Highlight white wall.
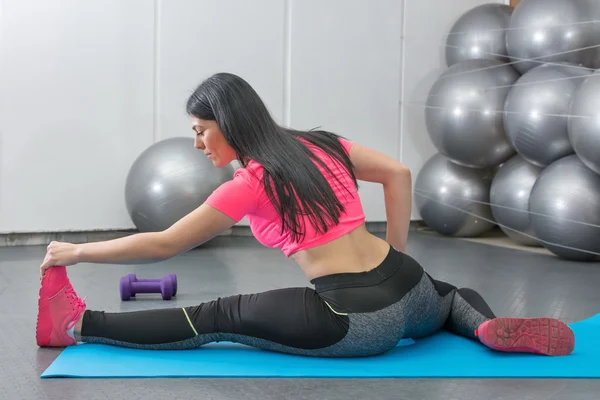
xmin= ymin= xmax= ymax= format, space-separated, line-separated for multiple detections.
xmin=156 ymin=0 xmax=286 ymax=141
xmin=288 ymin=0 xmax=403 ymax=221
xmin=0 ymin=0 xmax=154 ymax=232
xmin=0 ymin=0 xmax=509 ymax=233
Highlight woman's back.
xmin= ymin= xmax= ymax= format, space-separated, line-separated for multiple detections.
xmin=250 ymin=137 xmax=391 ymax=279
xmin=205 ymin=136 xmax=392 ymax=279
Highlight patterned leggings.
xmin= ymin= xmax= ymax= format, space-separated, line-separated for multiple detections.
xmin=80 ymin=246 xmax=495 ymax=357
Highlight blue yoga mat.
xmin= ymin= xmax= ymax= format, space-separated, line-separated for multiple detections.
xmin=41 ymin=313 xmax=600 ymax=379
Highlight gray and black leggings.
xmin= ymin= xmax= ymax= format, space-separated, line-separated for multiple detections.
xmin=80 ymin=246 xmax=496 ymax=357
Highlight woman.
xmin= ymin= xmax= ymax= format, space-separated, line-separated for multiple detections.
xmin=36 ymin=73 xmax=574 ymax=357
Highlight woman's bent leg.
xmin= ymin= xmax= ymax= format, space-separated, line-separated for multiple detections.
xmin=392 ymin=253 xmax=494 ymax=340
xmin=395 ymin=252 xmax=574 ymax=356
xmin=427 ymin=274 xmax=574 ymax=356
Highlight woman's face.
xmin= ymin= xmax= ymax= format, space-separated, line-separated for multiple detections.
xmin=190 ymin=116 xmax=237 ymax=167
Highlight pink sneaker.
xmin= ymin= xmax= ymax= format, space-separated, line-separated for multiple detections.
xmin=475 ymin=317 xmax=575 ymax=356
xmin=36 ymin=265 xmax=87 ymax=347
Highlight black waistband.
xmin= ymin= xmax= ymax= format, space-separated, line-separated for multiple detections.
xmin=310 ymin=246 xmax=426 ymax=313
xmin=310 ymin=245 xmax=404 ymax=293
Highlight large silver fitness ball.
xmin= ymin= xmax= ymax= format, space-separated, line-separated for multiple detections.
xmin=445 ymin=3 xmax=513 ymax=67
xmin=125 ymin=137 xmax=235 ymax=232
xmin=506 ymin=0 xmax=600 ymax=75
xmin=568 ymin=70 xmax=600 ymax=175
xmin=529 ymin=155 xmax=600 ymax=261
xmin=425 ymin=59 xmax=519 ymax=168
xmin=503 ymin=62 xmax=591 ymax=167
xmin=414 ymin=153 xmax=496 ymax=237
xmin=490 ymin=154 xmax=542 ymax=246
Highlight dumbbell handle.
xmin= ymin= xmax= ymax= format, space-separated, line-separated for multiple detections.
xmin=130 ymin=281 xmax=163 ymax=294
xmin=133 ymin=274 xmax=177 ymax=295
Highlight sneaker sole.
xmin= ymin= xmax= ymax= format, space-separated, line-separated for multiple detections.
xmin=36 ymin=279 xmax=50 ymax=346
xmin=476 ymin=317 xmax=575 ymax=356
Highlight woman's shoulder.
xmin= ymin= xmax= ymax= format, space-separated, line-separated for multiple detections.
xmin=232 ymin=160 xmax=264 ymax=184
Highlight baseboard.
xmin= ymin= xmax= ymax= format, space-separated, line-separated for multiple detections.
xmin=413 ymin=223 xmax=557 ymax=256
xmin=0 ymin=221 xmax=402 ymax=247
xmin=0 ymin=229 xmax=139 ymax=247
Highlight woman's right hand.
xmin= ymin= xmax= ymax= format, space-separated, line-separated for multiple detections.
xmin=40 ymin=241 xmax=81 ymax=279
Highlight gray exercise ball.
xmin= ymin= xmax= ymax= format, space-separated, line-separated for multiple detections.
xmin=425 ymin=59 xmax=519 ymax=168
xmin=529 ymin=155 xmax=600 ymax=261
xmin=490 ymin=154 xmax=543 ymax=246
xmin=568 ymin=70 xmax=600 ymax=175
xmin=414 ymin=153 xmax=496 ymax=237
xmin=506 ymin=0 xmax=600 ymax=75
xmin=125 ymin=137 xmax=235 ymax=232
xmin=445 ymin=4 xmax=513 ymax=67
xmin=503 ymin=62 xmax=591 ymax=167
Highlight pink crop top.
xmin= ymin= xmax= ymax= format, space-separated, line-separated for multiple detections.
xmin=204 ymin=137 xmax=365 ymax=257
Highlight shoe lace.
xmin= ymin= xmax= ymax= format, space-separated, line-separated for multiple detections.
xmin=65 ymin=285 xmax=87 ymax=313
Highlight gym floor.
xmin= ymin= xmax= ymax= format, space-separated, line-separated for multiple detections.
xmin=2 ymin=230 xmax=599 ymax=400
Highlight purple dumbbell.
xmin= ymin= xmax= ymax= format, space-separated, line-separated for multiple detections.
xmin=120 ymin=273 xmax=176 ymax=301
xmin=129 ymin=273 xmax=177 ymax=296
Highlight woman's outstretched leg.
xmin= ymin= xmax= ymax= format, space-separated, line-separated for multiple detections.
xmin=428 ymin=275 xmax=575 ymax=356
xmin=36 ymin=265 xmax=353 ymax=356
xmin=74 ymin=287 xmax=349 ymax=353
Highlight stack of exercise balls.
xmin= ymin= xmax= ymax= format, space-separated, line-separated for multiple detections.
xmin=414 ymin=0 xmax=600 ymax=261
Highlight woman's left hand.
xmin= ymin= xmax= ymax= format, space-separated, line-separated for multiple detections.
xmin=40 ymin=241 xmax=81 ymax=279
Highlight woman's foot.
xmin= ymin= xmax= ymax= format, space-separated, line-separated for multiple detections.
xmin=475 ymin=317 xmax=575 ymax=356
xmin=36 ymin=265 xmax=87 ymax=347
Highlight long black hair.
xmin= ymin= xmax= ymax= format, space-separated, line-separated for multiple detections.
xmin=186 ymin=72 xmax=358 ymax=243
